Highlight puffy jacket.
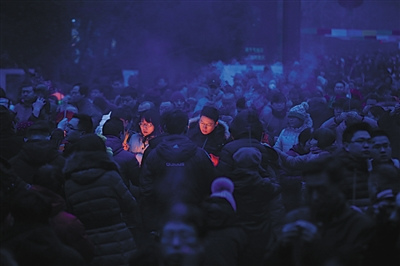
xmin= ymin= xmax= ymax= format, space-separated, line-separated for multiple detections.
xmin=9 ymin=139 xmax=65 ymax=184
xmin=105 ymin=135 xmax=140 ymax=188
xmin=217 ymin=138 xmax=279 ymax=179
xmin=139 ymin=134 xmax=215 ymax=233
xmin=64 ymin=151 xmax=137 ymax=266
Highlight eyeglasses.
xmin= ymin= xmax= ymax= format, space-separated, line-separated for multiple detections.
xmin=349 ymin=138 xmax=372 ymax=145
xmin=200 ymin=122 xmax=214 ymax=128
xmin=139 ymin=122 xmax=154 ymax=128
xmin=66 ymin=124 xmax=80 ymax=131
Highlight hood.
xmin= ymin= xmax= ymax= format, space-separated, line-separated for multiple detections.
xmin=20 ymin=140 xmax=61 ymax=165
xmin=202 ymin=197 xmax=236 ymax=228
xmin=64 ymin=151 xmax=119 ymax=184
xmin=156 ymin=135 xmax=198 ymax=162
xmin=104 ymin=135 xmax=124 ymax=155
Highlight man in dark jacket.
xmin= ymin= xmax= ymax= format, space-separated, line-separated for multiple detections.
xmin=9 ymin=120 xmax=65 ymax=185
xmin=264 ymin=156 xmax=375 ymax=266
xmin=216 ymin=108 xmax=279 ymax=180
xmin=187 ymin=105 xmax=228 ymax=165
xmin=334 ymin=122 xmax=373 ymax=209
xmin=139 ymin=109 xmax=216 ymax=236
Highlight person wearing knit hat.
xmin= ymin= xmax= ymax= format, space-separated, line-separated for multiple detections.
xmin=210 ymin=177 xmax=236 ymax=211
xmin=274 ymin=102 xmax=313 ymax=153
xmin=287 ymin=102 xmax=308 ymax=121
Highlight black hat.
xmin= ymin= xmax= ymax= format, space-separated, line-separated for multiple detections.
xmin=201 ymin=106 xmax=219 ymax=122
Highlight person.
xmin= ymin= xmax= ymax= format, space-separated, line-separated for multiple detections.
xmin=9 ymin=120 xmax=65 ymax=185
xmin=60 ymin=113 xmax=94 ymax=157
xmin=127 ymin=108 xmax=160 ymax=166
xmin=0 ymin=106 xmax=24 ymax=160
xmin=365 ymin=164 xmax=400 ymax=266
xmin=169 ymin=91 xmax=187 ymax=111
xmin=259 ymin=92 xmax=288 ymax=146
xmin=103 ymin=118 xmax=141 ymax=197
xmin=274 ymin=102 xmax=313 ymax=153
xmin=63 ymin=134 xmax=137 ymax=265
xmin=320 ymin=98 xmax=378 ymax=146
xmin=230 ymin=147 xmax=284 ymax=266
xmin=13 ymin=83 xmax=47 ymax=131
xmin=286 ymin=128 xmax=313 ymax=157
xmin=369 ymin=129 xmax=399 ymax=170
xmin=187 ymin=106 xmax=229 ymax=166
xmin=1 ymin=189 xmax=86 ymax=265
xmin=68 ymin=83 xmax=102 ymax=127
xmin=264 ymin=156 xmax=375 ymax=266
xmin=30 ymin=165 xmax=95 ymax=264
xmin=376 ymin=103 xmax=400 ymax=159
xmin=201 ymin=177 xmax=247 ymax=266
xmin=277 ymin=127 xmax=337 ymax=171
xmin=139 ymin=109 xmax=215 ymax=237
xmin=217 ymin=108 xmax=280 ymax=180
xmin=334 ymin=122 xmax=373 ymax=209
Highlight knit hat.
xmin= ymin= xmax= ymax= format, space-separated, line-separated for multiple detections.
xmin=233 ymin=147 xmax=262 ymax=169
xmin=288 ymin=102 xmax=309 ymax=121
xmin=201 ymin=106 xmax=219 ymax=122
xmin=210 ymin=177 xmax=236 ymax=211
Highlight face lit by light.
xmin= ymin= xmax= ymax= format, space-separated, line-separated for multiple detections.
xmin=139 ymin=118 xmax=154 ymax=137
xmin=199 ymin=116 xmax=217 ymax=135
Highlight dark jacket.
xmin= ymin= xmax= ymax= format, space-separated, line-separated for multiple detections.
xmin=335 ymin=149 xmax=371 ymax=209
xmin=104 ymin=135 xmax=140 ymax=188
xmin=202 ymin=197 xmax=247 ymax=266
xmin=187 ymin=120 xmax=227 ymax=157
xmin=9 ymin=139 xmax=65 ymax=184
xmin=1 ymin=223 xmax=86 ymax=266
xmin=216 ymin=138 xmax=279 ymax=179
xmin=265 ymin=206 xmax=375 ymax=266
xmin=230 ymin=153 xmax=284 ymax=266
xmin=30 ymin=185 xmax=95 ymax=263
xmin=64 ymin=151 xmax=137 ymax=266
xmin=139 ymin=134 xmax=215 ymax=233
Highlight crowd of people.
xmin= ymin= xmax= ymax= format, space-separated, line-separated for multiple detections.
xmin=1 ymin=49 xmax=399 ymax=266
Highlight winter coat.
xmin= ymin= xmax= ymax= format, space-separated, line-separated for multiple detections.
xmin=216 ymin=138 xmax=279 ymax=179
xmin=274 ymin=118 xmax=313 ymax=153
xmin=265 ymin=206 xmax=375 ymax=266
xmin=9 ymin=139 xmax=65 ymax=184
xmin=1 ymin=222 xmax=86 ymax=266
xmin=139 ymin=134 xmax=215 ymax=233
xmin=230 ymin=161 xmax=284 ymax=266
xmin=64 ymin=151 xmax=137 ymax=266
xmin=202 ymin=197 xmax=247 ymax=266
xmin=105 ymin=135 xmax=140 ymax=188
xmin=259 ymin=106 xmax=288 ymax=146
xmin=335 ymin=149 xmax=372 ymax=209
xmin=30 ymin=185 xmax=95 ymax=263
xmin=187 ymin=119 xmax=228 ymax=157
